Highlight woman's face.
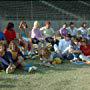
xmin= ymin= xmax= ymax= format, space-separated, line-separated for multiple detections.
xmin=46 ymin=24 xmax=51 ymax=29
xmin=0 ymin=45 xmax=4 ymax=53
xmin=63 ymin=24 xmax=67 ymax=28
xmin=65 ymin=36 xmax=70 ymax=41
xmin=83 ymin=24 xmax=87 ymax=28
xmin=81 ymin=42 xmax=86 ymax=46
xmin=74 ymin=41 xmax=78 ymax=45
xmin=34 ymin=24 xmax=39 ymax=28
xmin=70 ymin=24 xmax=74 ymax=29
xmin=22 ymin=24 xmax=26 ymax=29
xmin=9 ymin=42 xmax=15 ymax=50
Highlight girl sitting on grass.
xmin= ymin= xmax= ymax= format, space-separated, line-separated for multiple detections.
xmin=0 ymin=42 xmax=16 ymax=74
xmin=79 ymin=38 xmax=90 ymax=64
xmin=19 ymin=21 xmax=32 ymax=56
xmin=31 ymin=21 xmax=43 ymax=44
xmin=68 ymin=37 xmax=82 ymax=62
xmin=3 ymin=22 xmax=16 ymax=44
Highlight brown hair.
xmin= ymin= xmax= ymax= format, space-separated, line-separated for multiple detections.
xmin=45 ymin=21 xmax=51 ymax=26
xmin=6 ymin=22 xmax=14 ymax=30
xmin=19 ymin=21 xmax=28 ymax=29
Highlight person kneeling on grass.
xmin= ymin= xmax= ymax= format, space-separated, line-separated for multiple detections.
xmin=79 ymin=38 xmax=90 ymax=64
xmin=0 ymin=42 xmax=16 ymax=74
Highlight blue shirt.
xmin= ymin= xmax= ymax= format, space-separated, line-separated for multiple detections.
xmin=58 ymin=39 xmax=71 ymax=53
xmin=67 ymin=27 xmax=78 ymax=36
xmin=21 ymin=31 xmax=27 ymax=38
xmin=0 ymin=32 xmax=5 ymax=40
xmin=69 ymin=44 xmax=80 ymax=50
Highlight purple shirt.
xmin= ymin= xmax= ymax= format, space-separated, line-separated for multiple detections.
xmin=31 ymin=28 xmax=42 ymax=40
xmin=59 ymin=28 xmax=68 ymax=36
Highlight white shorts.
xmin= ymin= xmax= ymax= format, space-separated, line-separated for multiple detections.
xmin=22 ymin=37 xmax=30 ymax=42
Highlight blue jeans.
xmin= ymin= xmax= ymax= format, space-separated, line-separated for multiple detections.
xmin=0 ymin=51 xmax=14 ymax=70
xmin=2 ymin=51 xmax=14 ymax=64
xmin=24 ymin=64 xmax=32 ymax=71
xmin=51 ymin=52 xmax=74 ymax=60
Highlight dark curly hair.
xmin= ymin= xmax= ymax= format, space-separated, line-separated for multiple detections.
xmin=6 ymin=22 xmax=14 ymax=30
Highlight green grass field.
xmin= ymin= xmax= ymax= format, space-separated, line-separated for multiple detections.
xmin=0 ymin=60 xmax=90 ymax=90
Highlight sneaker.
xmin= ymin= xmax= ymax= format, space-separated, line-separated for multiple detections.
xmin=28 ymin=51 xmax=31 ymax=55
xmin=70 ymin=58 xmax=79 ymax=63
xmin=44 ymin=62 xmax=53 ymax=67
xmin=40 ymin=58 xmax=43 ymax=61
xmin=32 ymin=66 xmax=38 ymax=70
xmin=28 ymin=66 xmax=37 ymax=72
xmin=28 ymin=67 xmax=33 ymax=72
xmin=6 ymin=64 xmax=16 ymax=74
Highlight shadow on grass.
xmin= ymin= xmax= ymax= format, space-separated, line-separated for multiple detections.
xmin=0 ymin=84 xmax=16 ymax=88
xmin=13 ymin=60 xmax=90 ymax=75
xmin=0 ymin=77 xmax=17 ymax=88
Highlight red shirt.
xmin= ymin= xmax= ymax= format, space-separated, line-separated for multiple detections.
xmin=80 ymin=45 xmax=90 ymax=56
xmin=4 ymin=29 xmax=16 ymax=43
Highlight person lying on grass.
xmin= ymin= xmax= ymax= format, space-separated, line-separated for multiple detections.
xmin=7 ymin=40 xmax=37 ymax=72
xmin=79 ymin=38 xmax=90 ymax=64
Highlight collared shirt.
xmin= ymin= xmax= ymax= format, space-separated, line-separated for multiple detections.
xmin=67 ymin=27 xmax=78 ymax=36
xmin=78 ymin=27 xmax=87 ymax=37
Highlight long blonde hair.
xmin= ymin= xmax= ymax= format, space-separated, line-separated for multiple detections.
xmin=33 ymin=21 xmax=40 ymax=28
